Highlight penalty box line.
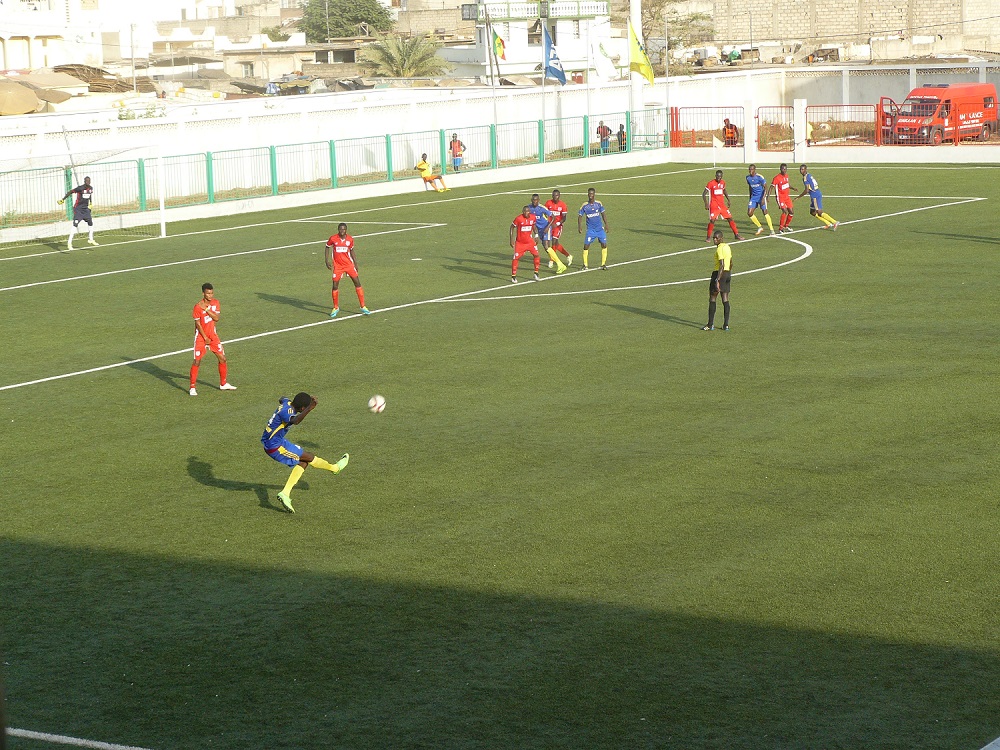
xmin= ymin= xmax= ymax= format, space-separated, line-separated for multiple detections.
xmin=0 ymin=224 xmax=445 ymax=294
xmin=0 ymin=195 xmax=977 ymax=393
xmin=0 ymin=166 xmax=707 ymax=264
xmin=7 ymin=727 xmax=156 ymax=750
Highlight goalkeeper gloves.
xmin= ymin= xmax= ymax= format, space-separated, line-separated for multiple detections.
xmin=57 ymin=199 xmax=64 ymax=205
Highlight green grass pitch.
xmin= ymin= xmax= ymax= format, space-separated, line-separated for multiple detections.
xmin=1 ymin=163 xmax=999 ymax=750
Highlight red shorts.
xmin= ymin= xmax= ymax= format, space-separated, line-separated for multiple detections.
xmin=777 ymin=199 xmax=793 ymax=210
xmin=550 ymin=224 xmax=564 ymax=240
xmin=194 ymin=334 xmax=223 ymax=359
xmin=513 ymin=242 xmax=539 ymax=259
xmin=333 ymin=265 xmax=358 ymax=282
xmin=709 ymin=204 xmax=732 ymax=220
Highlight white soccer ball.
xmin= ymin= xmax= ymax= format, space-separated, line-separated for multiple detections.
xmin=368 ymin=394 xmax=386 ymax=414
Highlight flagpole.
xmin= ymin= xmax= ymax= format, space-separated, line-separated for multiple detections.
xmin=586 ymin=21 xmax=591 ymax=120
xmin=485 ymin=9 xmax=499 ymax=133
xmin=541 ymin=21 xmax=547 ymax=153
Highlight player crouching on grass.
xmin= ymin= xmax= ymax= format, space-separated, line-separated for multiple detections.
xmin=261 ymin=392 xmax=349 ymax=514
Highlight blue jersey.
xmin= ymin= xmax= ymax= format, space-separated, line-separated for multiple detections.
xmin=578 ymin=201 xmax=605 ymax=233
xmin=529 ymin=204 xmax=553 ymax=230
xmin=746 ymin=174 xmax=766 ymax=200
xmin=803 ymin=172 xmax=821 ymax=198
xmin=261 ymin=398 xmax=297 ymax=450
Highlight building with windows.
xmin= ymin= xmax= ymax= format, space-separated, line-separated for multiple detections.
xmin=439 ymin=1 xmax=621 ymax=82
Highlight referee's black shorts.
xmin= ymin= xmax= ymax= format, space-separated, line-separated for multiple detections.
xmin=710 ymin=270 xmax=731 ymax=294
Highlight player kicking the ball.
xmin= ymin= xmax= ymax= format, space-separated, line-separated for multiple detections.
xmin=261 ymin=392 xmax=349 ymax=513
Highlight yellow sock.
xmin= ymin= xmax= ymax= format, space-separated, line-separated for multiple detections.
xmin=546 ymin=247 xmax=559 ymax=264
xmin=765 ymin=214 xmax=774 ymax=231
xmin=601 ymin=247 xmax=607 ymax=266
xmin=815 ymin=213 xmax=832 ymax=226
xmin=311 ymin=456 xmax=339 ymax=473
xmin=820 ymin=212 xmax=836 ymax=224
xmin=282 ymin=464 xmax=305 ymax=495
xmin=750 ymin=215 xmax=762 ymax=229
xmin=583 ymin=248 xmax=589 ymax=267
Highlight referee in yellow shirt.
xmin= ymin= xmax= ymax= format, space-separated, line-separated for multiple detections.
xmin=703 ymin=230 xmax=732 ymax=331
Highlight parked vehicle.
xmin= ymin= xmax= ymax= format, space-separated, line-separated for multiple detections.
xmin=879 ymin=83 xmax=998 ymax=145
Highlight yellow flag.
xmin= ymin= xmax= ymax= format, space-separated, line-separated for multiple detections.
xmin=628 ymin=20 xmax=654 ymax=85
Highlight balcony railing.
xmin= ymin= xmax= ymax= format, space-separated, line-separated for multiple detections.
xmin=461 ymin=1 xmax=608 ymax=21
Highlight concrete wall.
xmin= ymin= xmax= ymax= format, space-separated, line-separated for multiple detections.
xmin=395 ymin=9 xmax=474 ymax=38
xmin=711 ymin=0 xmax=998 ymax=47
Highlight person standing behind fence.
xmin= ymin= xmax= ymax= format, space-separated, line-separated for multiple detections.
xmin=794 ymin=164 xmax=838 ymax=230
xmin=617 ymin=124 xmax=627 ymax=152
xmin=702 ymin=169 xmax=743 ymax=242
xmin=449 ymin=133 xmax=466 ymax=172
xmin=746 ymin=164 xmax=775 ymax=235
xmin=597 ymin=120 xmax=612 ymax=154
xmin=768 ymin=163 xmax=794 ymax=233
xmin=723 ymin=118 xmax=739 ymax=147
xmin=58 ymin=176 xmax=98 ymax=250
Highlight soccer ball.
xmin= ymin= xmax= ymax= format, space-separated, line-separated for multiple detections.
xmin=368 ymin=394 xmax=386 ymax=414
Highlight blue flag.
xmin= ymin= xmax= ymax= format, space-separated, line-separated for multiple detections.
xmin=543 ymin=26 xmax=567 ymax=85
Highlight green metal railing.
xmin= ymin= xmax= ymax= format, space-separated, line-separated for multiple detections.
xmin=1 ymin=110 xmax=670 ymax=232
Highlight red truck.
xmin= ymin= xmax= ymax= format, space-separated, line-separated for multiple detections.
xmin=879 ymin=83 xmax=998 ymax=145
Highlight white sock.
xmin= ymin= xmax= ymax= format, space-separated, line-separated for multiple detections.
xmin=68 ymin=226 xmax=77 ymax=243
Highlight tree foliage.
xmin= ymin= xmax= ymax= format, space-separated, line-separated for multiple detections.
xmin=261 ymin=25 xmax=291 ymax=42
xmin=357 ymin=35 xmax=451 ymax=78
xmin=299 ymin=0 xmax=394 ymax=43
xmin=610 ymin=0 xmax=714 ymax=73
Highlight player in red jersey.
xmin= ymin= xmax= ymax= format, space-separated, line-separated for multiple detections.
xmin=767 ymin=163 xmax=794 ymax=233
xmin=325 ymin=223 xmax=370 ymax=318
xmin=544 ymin=189 xmax=573 ymax=268
xmin=510 ymin=205 xmax=541 ymax=283
xmin=702 ymin=169 xmax=742 ymax=241
xmin=189 ymin=282 xmax=236 ymax=396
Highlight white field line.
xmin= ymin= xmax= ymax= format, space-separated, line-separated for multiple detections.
xmin=447 ymin=236 xmax=812 ymax=303
xmin=0 ymin=224 xmax=445 ymax=293
xmin=980 ymin=735 xmax=1000 ymax=750
xmin=0 ymin=166 xmax=712 ymax=263
xmin=7 ymin=728 xmax=155 ymax=750
xmin=0 ymin=195 xmax=974 ymax=393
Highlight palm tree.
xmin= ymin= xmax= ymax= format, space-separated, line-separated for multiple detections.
xmin=358 ymin=35 xmax=451 ymax=78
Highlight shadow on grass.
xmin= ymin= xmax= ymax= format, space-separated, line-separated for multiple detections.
xmin=912 ymin=230 xmax=997 ymax=246
xmin=625 ymin=224 xmax=712 ymax=243
xmin=596 ymin=302 xmax=703 ymax=328
xmin=122 ymin=357 xmax=190 ymax=393
xmin=442 ymin=250 xmax=509 ymax=280
xmin=255 ymin=292 xmax=328 ymax=315
xmin=1 ymin=537 xmax=998 ymax=750
xmin=187 ymin=455 xmax=287 ymax=512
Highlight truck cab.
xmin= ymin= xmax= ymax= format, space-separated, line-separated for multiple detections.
xmin=879 ymin=83 xmax=998 ymax=145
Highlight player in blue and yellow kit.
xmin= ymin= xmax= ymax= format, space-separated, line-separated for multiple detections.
xmin=746 ymin=164 xmax=775 ymax=235
xmin=529 ymin=193 xmax=566 ymax=274
xmin=261 ymin=392 xmax=349 ymax=513
xmin=794 ymin=164 xmax=838 ymax=230
xmin=577 ymin=187 xmax=609 ymax=270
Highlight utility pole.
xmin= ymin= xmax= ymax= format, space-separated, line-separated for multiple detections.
xmin=326 ymin=0 xmax=331 ymax=42
xmin=131 ymin=23 xmax=137 ymax=93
